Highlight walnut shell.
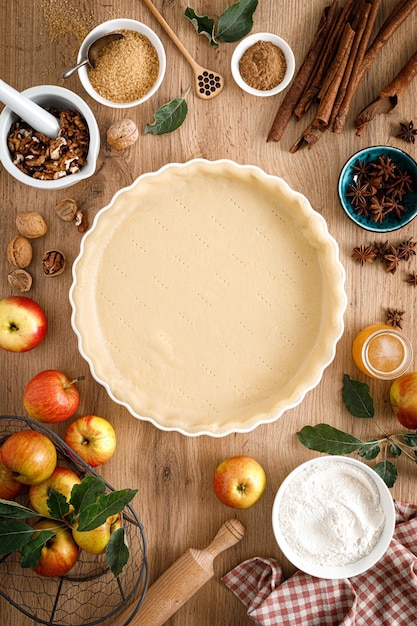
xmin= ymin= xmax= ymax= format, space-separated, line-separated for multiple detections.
xmin=7 ymin=268 xmax=33 ymax=292
xmin=107 ymin=119 xmax=139 ymax=150
xmin=53 ymin=198 xmax=78 ymax=222
xmin=42 ymin=249 xmax=66 ymax=276
xmin=16 ymin=211 xmax=48 ymax=238
xmin=7 ymin=235 xmax=33 ymax=268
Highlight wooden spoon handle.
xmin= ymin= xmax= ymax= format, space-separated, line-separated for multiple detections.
xmin=141 ymin=0 xmax=199 ymax=71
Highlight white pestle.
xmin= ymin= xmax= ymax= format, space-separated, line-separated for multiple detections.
xmin=0 ymin=79 xmax=61 ymax=138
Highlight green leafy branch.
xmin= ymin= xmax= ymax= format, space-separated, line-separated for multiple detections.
xmin=185 ymin=0 xmax=258 ymax=48
xmin=297 ymin=374 xmax=417 ymax=488
xmin=0 ymin=475 xmax=137 ymax=577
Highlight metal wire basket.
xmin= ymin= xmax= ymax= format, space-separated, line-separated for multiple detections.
xmin=0 ymin=415 xmax=148 ymax=626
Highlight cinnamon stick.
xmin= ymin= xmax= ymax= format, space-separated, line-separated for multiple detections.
xmin=355 ymin=50 xmax=417 ymax=135
xmin=266 ymin=0 xmax=338 ymax=143
xmin=329 ymin=0 xmax=372 ymax=128
xmin=294 ymin=0 xmax=356 ymax=118
xmin=334 ymin=0 xmax=417 ymax=133
xmin=315 ymin=22 xmax=356 ymax=126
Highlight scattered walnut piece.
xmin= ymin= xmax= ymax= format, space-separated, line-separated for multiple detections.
xmin=53 ymin=198 xmax=78 ymax=222
xmin=7 ymin=235 xmax=33 ymax=268
xmin=42 ymin=250 xmax=66 ymax=276
xmin=107 ymin=119 xmax=139 ymax=150
xmin=7 ymin=268 xmax=33 ymax=291
xmin=75 ymin=209 xmax=88 ymax=233
xmin=16 ymin=211 xmax=48 ymax=238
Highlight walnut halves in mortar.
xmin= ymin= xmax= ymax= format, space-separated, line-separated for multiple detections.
xmin=42 ymin=250 xmax=65 ymax=276
xmin=7 ymin=235 xmax=33 ymax=268
xmin=107 ymin=119 xmax=139 ymax=150
xmin=16 ymin=211 xmax=48 ymax=238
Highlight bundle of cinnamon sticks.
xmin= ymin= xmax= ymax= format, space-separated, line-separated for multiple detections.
xmin=267 ymin=0 xmax=417 ymax=151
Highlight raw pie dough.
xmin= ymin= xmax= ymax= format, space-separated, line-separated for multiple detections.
xmin=71 ymin=160 xmax=345 ymax=435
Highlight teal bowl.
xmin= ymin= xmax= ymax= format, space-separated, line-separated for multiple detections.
xmin=338 ymin=146 xmax=417 ymax=232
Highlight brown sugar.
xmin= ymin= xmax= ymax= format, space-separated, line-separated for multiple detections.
xmin=87 ymin=30 xmax=160 ymax=103
xmin=239 ymin=40 xmax=287 ymax=91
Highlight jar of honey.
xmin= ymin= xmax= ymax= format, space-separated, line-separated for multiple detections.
xmin=352 ymin=324 xmax=413 ymax=380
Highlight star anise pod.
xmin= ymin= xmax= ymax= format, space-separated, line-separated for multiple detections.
xmin=385 ymin=307 xmax=405 ymax=329
xmin=345 ymin=180 xmax=369 ymax=208
xmin=372 ymin=155 xmax=396 ymax=181
xmin=369 ymin=197 xmax=388 ymax=223
xmin=373 ymin=240 xmax=389 ymax=259
xmin=383 ymin=196 xmax=405 ymax=219
xmin=405 ymin=271 xmax=417 ymax=286
xmin=383 ymin=246 xmax=402 ymax=274
xmin=396 ymin=120 xmax=417 ymax=144
xmin=351 ymin=159 xmax=373 ymax=180
xmin=392 ymin=169 xmax=414 ymax=193
xmin=352 ymin=244 xmax=377 ymax=265
xmin=398 ymin=238 xmax=417 ymax=261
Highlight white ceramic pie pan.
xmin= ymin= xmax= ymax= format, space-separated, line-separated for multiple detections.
xmin=70 ymin=159 xmax=347 ymax=437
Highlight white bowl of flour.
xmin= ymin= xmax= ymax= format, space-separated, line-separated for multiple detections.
xmin=272 ymin=456 xmax=396 ymax=579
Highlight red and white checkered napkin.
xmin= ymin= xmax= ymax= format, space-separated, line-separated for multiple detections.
xmin=222 ymin=501 xmax=417 ymax=625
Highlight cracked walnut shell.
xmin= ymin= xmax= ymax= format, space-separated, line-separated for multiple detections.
xmin=7 ymin=268 xmax=33 ymax=292
xmin=7 ymin=235 xmax=33 ymax=268
xmin=16 ymin=211 xmax=48 ymax=238
xmin=107 ymin=119 xmax=139 ymax=150
xmin=42 ymin=250 xmax=66 ymax=276
xmin=53 ymin=198 xmax=78 ymax=222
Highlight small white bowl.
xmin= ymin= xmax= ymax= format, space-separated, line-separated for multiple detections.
xmin=77 ymin=19 xmax=166 ymax=108
xmin=0 ymin=85 xmax=100 ymax=190
xmin=231 ymin=32 xmax=295 ymax=97
xmin=272 ymin=456 xmax=395 ymax=579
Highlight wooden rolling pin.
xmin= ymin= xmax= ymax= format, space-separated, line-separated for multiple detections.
xmin=129 ymin=518 xmax=245 ymax=626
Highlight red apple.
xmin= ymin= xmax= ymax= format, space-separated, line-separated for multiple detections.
xmin=1 ymin=430 xmax=57 ymax=485
xmin=64 ymin=415 xmax=116 ymax=467
xmin=390 ymin=372 xmax=417 ymax=429
xmin=31 ymin=519 xmax=79 ymax=577
xmin=72 ymin=513 xmax=122 ymax=554
xmin=0 ymin=446 xmax=24 ymax=499
xmin=23 ymin=369 xmax=83 ymax=423
xmin=29 ymin=466 xmax=82 ymax=517
xmin=0 ymin=296 xmax=47 ymax=352
xmin=213 ymin=455 xmax=266 ymax=509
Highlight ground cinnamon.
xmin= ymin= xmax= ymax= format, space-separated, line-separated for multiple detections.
xmin=239 ymin=40 xmax=287 ymax=91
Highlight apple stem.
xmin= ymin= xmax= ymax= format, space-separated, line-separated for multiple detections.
xmin=64 ymin=376 xmax=85 ymax=389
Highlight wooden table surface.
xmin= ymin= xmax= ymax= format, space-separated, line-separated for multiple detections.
xmin=1 ymin=1 xmax=417 ymax=624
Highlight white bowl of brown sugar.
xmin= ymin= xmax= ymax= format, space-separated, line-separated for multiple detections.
xmin=77 ymin=19 xmax=166 ymax=108
xmin=231 ymin=32 xmax=295 ymax=97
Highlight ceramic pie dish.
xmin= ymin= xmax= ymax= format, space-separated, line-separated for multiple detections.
xmin=70 ymin=159 xmax=346 ymax=436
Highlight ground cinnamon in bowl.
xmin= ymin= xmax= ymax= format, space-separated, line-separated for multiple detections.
xmin=239 ymin=40 xmax=287 ymax=91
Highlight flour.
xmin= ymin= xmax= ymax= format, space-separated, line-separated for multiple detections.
xmin=277 ymin=460 xmax=386 ymax=567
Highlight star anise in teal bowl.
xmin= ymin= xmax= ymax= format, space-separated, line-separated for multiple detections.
xmin=338 ymin=146 xmax=417 ymax=232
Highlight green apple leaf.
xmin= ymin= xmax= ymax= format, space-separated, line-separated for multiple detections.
xmin=20 ymin=529 xmax=54 ymax=568
xmin=76 ymin=489 xmax=138 ymax=532
xmin=70 ymin=476 xmax=106 ymax=514
xmin=216 ymin=0 xmax=258 ymax=43
xmin=0 ymin=519 xmax=36 ymax=554
xmin=184 ymin=7 xmax=218 ymax=47
xmin=402 ymin=432 xmax=417 ymax=446
xmin=106 ymin=527 xmax=129 ymax=577
xmin=357 ymin=439 xmax=380 ymax=460
xmin=144 ymin=93 xmax=189 ymax=136
xmin=0 ymin=499 xmax=38 ymax=519
xmin=374 ymin=461 xmax=397 ymax=487
xmin=297 ymin=423 xmax=364 ymax=454
xmin=47 ymin=488 xmax=70 ymax=520
xmin=342 ymin=374 xmax=374 ymax=418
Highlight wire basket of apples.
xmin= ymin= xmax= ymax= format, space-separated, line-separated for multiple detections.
xmin=0 ymin=414 xmax=148 ymax=626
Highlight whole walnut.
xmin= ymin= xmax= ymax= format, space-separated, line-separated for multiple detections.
xmin=107 ymin=119 xmax=139 ymax=150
